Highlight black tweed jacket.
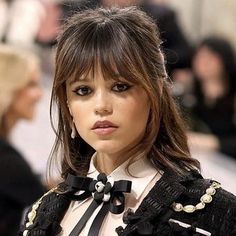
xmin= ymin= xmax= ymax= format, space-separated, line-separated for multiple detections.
xmin=19 ymin=170 xmax=236 ymax=236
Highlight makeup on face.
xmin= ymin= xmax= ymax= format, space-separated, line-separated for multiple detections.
xmin=66 ymin=68 xmax=150 ymax=159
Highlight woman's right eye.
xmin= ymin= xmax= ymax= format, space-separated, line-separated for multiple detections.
xmin=73 ymin=86 xmax=92 ymax=96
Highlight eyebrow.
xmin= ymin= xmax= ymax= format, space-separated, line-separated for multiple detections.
xmin=69 ymin=73 xmax=122 ymax=85
xmin=69 ymin=77 xmax=93 ymax=86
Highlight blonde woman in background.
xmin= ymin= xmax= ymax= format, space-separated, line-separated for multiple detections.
xmin=0 ymin=45 xmax=45 ymax=236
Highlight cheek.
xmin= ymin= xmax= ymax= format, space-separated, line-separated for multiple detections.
xmin=193 ymin=56 xmax=207 ymax=73
xmin=14 ymin=90 xmax=39 ymax=116
xmin=70 ymin=103 xmax=89 ymax=132
xmin=121 ymin=95 xmax=150 ymax=131
xmin=211 ymin=57 xmax=224 ymax=73
xmin=14 ymin=91 xmax=28 ymax=108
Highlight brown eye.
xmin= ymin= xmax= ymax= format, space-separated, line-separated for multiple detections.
xmin=73 ymin=86 xmax=92 ymax=96
xmin=112 ymin=83 xmax=132 ymax=92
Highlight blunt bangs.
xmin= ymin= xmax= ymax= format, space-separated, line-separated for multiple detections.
xmin=56 ymin=7 xmax=164 ymax=88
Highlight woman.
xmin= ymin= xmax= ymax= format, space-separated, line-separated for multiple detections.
xmin=0 ymin=45 xmax=45 ymax=236
xmin=21 ymin=7 xmax=236 ymax=236
xmin=186 ymin=37 xmax=236 ymax=158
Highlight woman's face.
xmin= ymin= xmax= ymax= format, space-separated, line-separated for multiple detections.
xmin=9 ymin=71 xmax=42 ymax=120
xmin=66 ymin=67 xmax=150 ymax=158
xmin=193 ymin=46 xmax=224 ymax=80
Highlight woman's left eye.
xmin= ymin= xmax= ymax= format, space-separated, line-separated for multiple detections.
xmin=112 ymin=83 xmax=132 ymax=92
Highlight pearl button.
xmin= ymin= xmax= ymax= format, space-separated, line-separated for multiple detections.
xmin=201 ymin=194 xmax=212 ymax=203
xmin=172 ymin=182 xmax=220 ymax=213
xmin=23 ymin=230 xmax=28 ymax=236
xmin=196 ymin=202 xmax=205 ymax=210
xmin=173 ymin=203 xmax=183 ymax=211
xmin=206 ymin=187 xmax=216 ymax=195
xmin=183 ymin=205 xmax=196 ymax=213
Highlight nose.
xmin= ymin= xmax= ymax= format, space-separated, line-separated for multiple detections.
xmin=94 ymin=90 xmax=113 ymax=116
xmin=34 ymin=85 xmax=43 ymax=102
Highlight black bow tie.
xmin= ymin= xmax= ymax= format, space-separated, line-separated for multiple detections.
xmin=65 ymin=173 xmax=132 ymax=236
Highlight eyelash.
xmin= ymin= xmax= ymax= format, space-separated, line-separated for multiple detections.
xmin=72 ymin=83 xmax=132 ymax=96
xmin=112 ymin=83 xmax=132 ymax=92
xmin=73 ymin=86 xmax=92 ymax=96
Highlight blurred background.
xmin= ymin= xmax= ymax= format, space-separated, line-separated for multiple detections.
xmin=1 ymin=0 xmax=236 ymax=234
xmin=1 ymin=1 xmax=236 ymax=232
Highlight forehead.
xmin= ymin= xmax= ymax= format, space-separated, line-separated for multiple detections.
xmin=67 ymin=60 xmax=138 ymax=85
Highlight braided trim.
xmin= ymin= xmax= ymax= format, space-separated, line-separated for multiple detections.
xmin=23 ymin=187 xmax=57 ymax=236
xmin=172 ymin=181 xmax=221 ymax=213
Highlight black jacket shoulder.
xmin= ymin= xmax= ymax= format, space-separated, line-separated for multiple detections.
xmin=0 ymin=138 xmax=44 ymax=205
xmin=127 ymin=171 xmax=236 ymax=236
xmin=0 ymin=138 xmax=45 ymax=236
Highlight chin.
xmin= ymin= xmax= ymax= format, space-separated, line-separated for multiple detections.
xmin=22 ymin=113 xmax=34 ymax=120
xmin=92 ymin=143 xmax=124 ymax=156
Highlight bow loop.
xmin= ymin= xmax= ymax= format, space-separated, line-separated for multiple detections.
xmin=66 ymin=173 xmax=132 ymax=236
xmin=113 ymin=180 xmax=132 ymax=193
xmin=65 ymin=174 xmax=93 ymax=201
xmin=109 ymin=179 xmax=132 ymax=214
xmin=65 ymin=174 xmax=93 ymax=192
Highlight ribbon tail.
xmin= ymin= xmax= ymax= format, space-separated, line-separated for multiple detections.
xmin=88 ymin=202 xmax=110 ymax=236
xmin=69 ymin=200 xmax=100 ymax=236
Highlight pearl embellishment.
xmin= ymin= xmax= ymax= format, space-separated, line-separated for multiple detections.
xmin=173 ymin=181 xmax=220 ymax=213
xmin=23 ymin=187 xmax=57 ymax=236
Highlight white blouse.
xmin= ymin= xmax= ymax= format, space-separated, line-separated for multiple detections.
xmin=60 ymin=154 xmax=161 ymax=236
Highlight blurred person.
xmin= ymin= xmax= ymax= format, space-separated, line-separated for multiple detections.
xmin=180 ymin=37 xmax=236 ymax=158
xmin=0 ymin=0 xmax=45 ymax=48
xmin=0 ymin=44 xmax=45 ymax=236
xmin=20 ymin=7 xmax=236 ymax=236
xmin=36 ymin=0 xmax=62 ymax=47
xmin=0 ymin=0 xmax=8 ymax=40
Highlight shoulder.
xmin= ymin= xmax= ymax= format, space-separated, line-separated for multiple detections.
xmin=132 ymin=170 xmax=236 ymax=236
xmin=0 ymin=139 xmax=45 ymax=204
xmin=20 ymin=184 xmax=71 ymax=236
xmin=0 ymin=138 xmax=28 ymax=168
xmin=0 ymin=139 xmax=30 ymax=177
xmin=164 ymin=171 xmax=236 ymax=235
xmin=176 ymin=177 xmax=236 ymax=212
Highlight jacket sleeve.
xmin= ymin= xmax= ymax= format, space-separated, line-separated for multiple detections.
xmin=218 ymin=190 xmax=236 ymax=236
xmin=19 ymin=188 xmax=71 ymax=236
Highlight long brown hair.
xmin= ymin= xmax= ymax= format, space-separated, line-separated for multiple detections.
xmin=50 ymin=7 xmax=199 ymax=179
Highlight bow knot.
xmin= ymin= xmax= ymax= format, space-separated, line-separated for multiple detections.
xmin=89 ymin=173 xmax=114 ymax=202
xmin=65 ymin=173 xmax=132 ymax=236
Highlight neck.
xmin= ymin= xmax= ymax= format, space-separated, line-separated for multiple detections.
xmin=201 ymin=73 xmax=222 ymax=83
xmin=95 ymin=149 xmax=145 ymax=175
xmin=201 ymin=75 xmax=228 ymax=101
xmin=95 ymin=153 xmax=128 ymax=175
xmin=2 ymin=111 xmax=18 ymax=138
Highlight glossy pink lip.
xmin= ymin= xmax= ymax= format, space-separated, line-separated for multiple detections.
xmin=92 ymin=120 xmax=118 ymax=135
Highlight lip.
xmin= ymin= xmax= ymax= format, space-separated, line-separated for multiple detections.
xmin=92 ymin=120 xmax=118 ymax=135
